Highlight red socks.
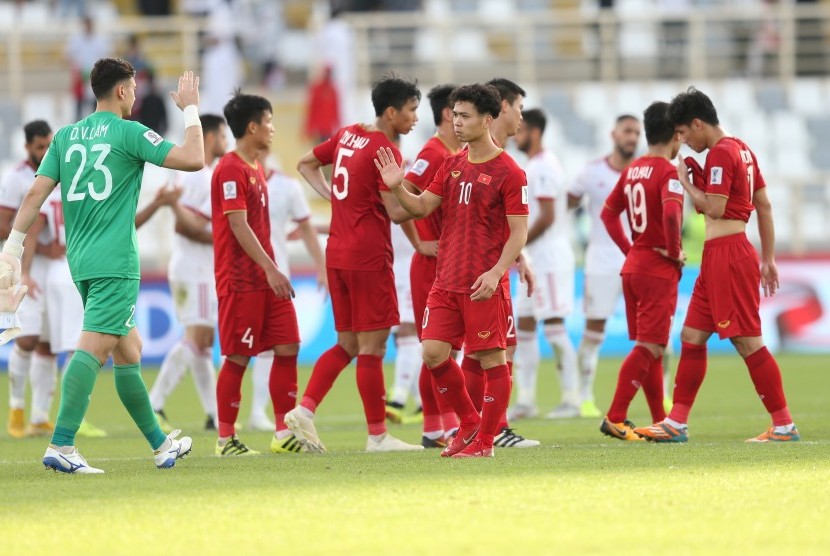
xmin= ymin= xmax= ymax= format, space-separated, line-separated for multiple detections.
xmin=668 ymin=342 xmax=708 ymax=425
xmin=479 ymin=364 xmax=511 ymax=445
xmin=744 ymin=347 xmax=791 ymax=425
xmin=217 ymin=359 xmax=246 ymax=438
xmin=269 ymin=354 xmax=298 ymax=432
xmin=461 ymin=355 xmax=484 ymax=413
xmin=497 ymin=361 xmax=513 ymax=431
xmin=607 ymin=345 xmax=653 ymax=423
xmin=301 ymin=345 xmax=353 ymax=412
xmin=430 ymin=357 xmax=479 ymax=426
xmin=641 ymin=356 xmax=667 ymax=423
xmin=419 ymin=363 xmax=442 ymax=433
xmin=356 ymin=354 xmax=387 ymax=435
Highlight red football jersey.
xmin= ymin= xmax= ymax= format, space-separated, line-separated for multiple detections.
xmin=426 ymin=150 xmax=528 ymax=293
xmin=313 ymin=124 xmax=401 ymax=271
xmin=405 ymin=135 xmax=452 ymax=242
xmin=704 ymin=136 xmax=766 ymax=222
xmin=211 ymin=152 xmax=275 ymax=296
xmin=605 ymin=156 xmax=684 ymax=280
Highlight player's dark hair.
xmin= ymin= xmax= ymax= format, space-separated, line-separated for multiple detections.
xmin=668 ymin=87 xmax=720 ymax=126
xmin=371 ymin=75 xmax=421 ymax=117
xmin=521 ymin=109 xmax=546 ymax=135
xmin=223 ymin=92 xmax=272 ymax=138
xmin=616 ymin=114 xmax=639 ymax=125
xmin=427 ymin=84 xmax=455 ymax=126
xmin=200 ymin=114 xmax=226 ymax=135
xmin=24 ymin=120 xmax=52 ymax=143
xmin=90 ymin=57 xmax=136 ymax=99
xmin=643 ymin=102 xmax=675 ymax=145
xmin=449 ymin=84 xmax=502 ymax=119
xmin=486 ymin=78 xmax=526 ymax=105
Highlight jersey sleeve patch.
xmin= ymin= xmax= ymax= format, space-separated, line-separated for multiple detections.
xmin=143 ymin=129 xmax=164 ymax=147
xmin=409 ymin=158 xmax=429 ymax=176
xmin=223 ymin=181 xmax=237 ymax=200
xmin=522 ymin=185 xmax=529 ymax=205
xmin=668 ymin=179 xmax=683 ymax=194
xmin=710 ymin=167 xmax=723 ymax=185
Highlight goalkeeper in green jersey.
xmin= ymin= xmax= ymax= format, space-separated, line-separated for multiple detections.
xmin=0 ymin=58 xmax=205 ymax=473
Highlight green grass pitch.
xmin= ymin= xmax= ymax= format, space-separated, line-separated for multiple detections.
xmin=2 ymin=353 xmax=829 ymax=555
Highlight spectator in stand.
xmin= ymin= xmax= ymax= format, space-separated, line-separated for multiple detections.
xmin=304 ymin=66 xmax=340 ymax=144
xmin=65 ymin=16 xmax=111 ymax=120
xmin=135 ymin=70 xmax=168 ymax=137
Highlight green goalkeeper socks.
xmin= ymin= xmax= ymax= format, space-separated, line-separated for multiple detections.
xmin=114 ymin=363 xmax=167 ymax=450
xmin=51 ymin=350 xmax=101 ymax=447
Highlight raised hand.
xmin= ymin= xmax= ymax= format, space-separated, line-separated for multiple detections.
xmin=373 ymin=147 xmax=405 ymax=190
xmin=170 ymin=70 xmax=200 ymax=110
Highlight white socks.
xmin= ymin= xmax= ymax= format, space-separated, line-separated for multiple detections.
xmin=8 ymin=346 xmax=31 ymax=409
xmin=190 ymin=348 xmax=217 ymax=421
xmin=513 ymin=329 xmax=540 ymax=407
xmin=545 ymin=323 xmax=579 ymax=406
xmin=577 ymin=330 xmax=604 ymax=403
xmin=29 ymin=353 xmax=57 ymax=424
xmin=390 ymin=335 xmax=421 ymax=406
xmin=149 ymin=340 xmax=195 ymax=411
xmin=251 ymin=353 xmax=272 ymax=422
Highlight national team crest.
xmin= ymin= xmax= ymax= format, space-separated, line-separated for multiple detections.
xmin=451 ymin=171 xmax=461 ymax=179
xmin=249 ymin=176 xmax=256 ymax=184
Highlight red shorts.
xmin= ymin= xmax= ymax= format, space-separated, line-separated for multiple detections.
xmin=684 ymin=233 xmax=762 ymax=339
xmin=421 ymin=286 xmax=507 ymax=353
xmin=502 ymin=281 xmax=516 ymax=347
xmin=218 ymin=289 xmax=300 ymax=357
xmin=410 ymin=253 xmax=437 ymax=340
xmin=329 ymin=266 xmax=399 ymax=332
xmin=622 ymin=273 xmax=678 ymax=345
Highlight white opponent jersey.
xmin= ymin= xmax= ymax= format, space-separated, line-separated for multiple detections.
xmin=569 ymin=157 xmax=629 ymax=275
xmin=266 ymin=170 xmax=311 ymax=279
xmin=524 ymin=150 xmax=574 ymax=273
xmin=169 ymin=165 xmax=215 ymax=283
xmin=0 ymin=161 xmax=51 ymax=245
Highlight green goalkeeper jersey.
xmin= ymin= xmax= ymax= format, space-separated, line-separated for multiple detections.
xmin=37 ymin=111 xmax=175 ymax=281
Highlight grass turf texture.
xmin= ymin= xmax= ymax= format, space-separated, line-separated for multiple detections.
xmin=2 ymin=353 xmax=829 ymax=555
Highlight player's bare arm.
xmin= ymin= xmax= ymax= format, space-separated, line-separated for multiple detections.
xmin=471 ymin=215 xmax=528 ymax=302
xmin=526 ymin=198 xmax=554 ymax=244
xmin=296 ymin=217 xmax=328 ymax=292
xmin=374 ymin=146 xmax=441 ymax=218
xmin=676 ymin=157 xmax=727 ymax=219
xmin=399 ymin=218 xmax=438 ymax=257
xmin=173 ymin=204 xmax=212 ymax=244
xmin=19 ymin=215 xmax=46 ymax=300
xmin=135 ymin=183 xmax=183 ymax=229
xmin=380 ymin=190 xmax=418 ymax=224
xmin=516 ymin=250 xmax=535 ymax=297
xmin=226 ymin=210 xmax=294 ymax=299
xmin=753 ymin=186 xmax=779 ymax=298
xmin=297 ymin=151 xmax=332 ymax=201
xmin=161 ymin=71 xmax=205 ymax=172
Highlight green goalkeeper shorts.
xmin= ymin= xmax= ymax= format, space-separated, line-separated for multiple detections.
xmin=75 ymin=278 xmax=140 ymax=337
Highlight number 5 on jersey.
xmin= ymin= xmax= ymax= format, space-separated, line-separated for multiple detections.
xmin=333 ymin=148 xmax=354 ymax=200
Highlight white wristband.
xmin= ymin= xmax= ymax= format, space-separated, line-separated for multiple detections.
xmin=183 ymin=105 xmax=201 ymax=129
xmin=2 ymin=229 xmax=25 ymax=258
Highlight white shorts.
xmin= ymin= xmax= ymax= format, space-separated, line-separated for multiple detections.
xmin=583 ymin=273 xmax=623 ymax=320
xmin=393 ymin=254 xmax=415 ymax=326
xmin=18 ymin=256 xmax=49 ymax=337
xmin=171 ymin=280 xmax=217 ymax=327
xmin=516 ymin=270 xmax=575 ymax=321
xmin=42 ymin=258 xmax=83 ymax=353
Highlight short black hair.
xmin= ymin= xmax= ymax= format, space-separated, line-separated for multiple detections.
xmin=223 ymin=92 xmax=272 ymax=138
xmin=24 ymin=120 xmax=51 ymax=143
xmin=90 ymin=57 xmax=135 ymax=99
xmin=643 ymin=101 xmax=675 ymax=146
xmin=616 ymin=114 xmax=639 ymax=125
xmin=521 ymin=108 xmax=546 ymax=134
xmin=371 ymin=75 xmax=421 ymax=117
xmin=449 ymin=84 xmax=502 ymax=119
xmin=486 ymin=78 xmax=526 ymax=105
xmin=427 ymin=84 xmax=455 ymax=127
xmin=200 ymin=114 xmax=226 ymax=135
xmin=668 ymin=87 xmax=720 ymax=126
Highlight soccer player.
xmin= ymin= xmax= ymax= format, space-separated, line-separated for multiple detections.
xmin=635 ymin=88 xmax=799 ymax=443
xmin=211 ymin=93 xmax=304 ymax=456
xmin=247 ymin=152 xmax=327 ymax=432
xmin=598 ymin=101 xmax=685 ymax=440
xmin=0 ymin=58 xmax=202 ymax=473
xmin=149 ymin=114 xmax=228 ymax=432
xmin=287 ymin=76 xmax=424 ymax=453
xmin=508 ymin=108 xmax=577 ymax=421
xmin=0 ymin=120 xmax=59 ymax=439
xmin=400 ymin=84 xmax=462 ymax=447
xmin=565 ymin=115 xmax=641 ymax=419
xmin=375 ymin=82 xmax=529 ymax=458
